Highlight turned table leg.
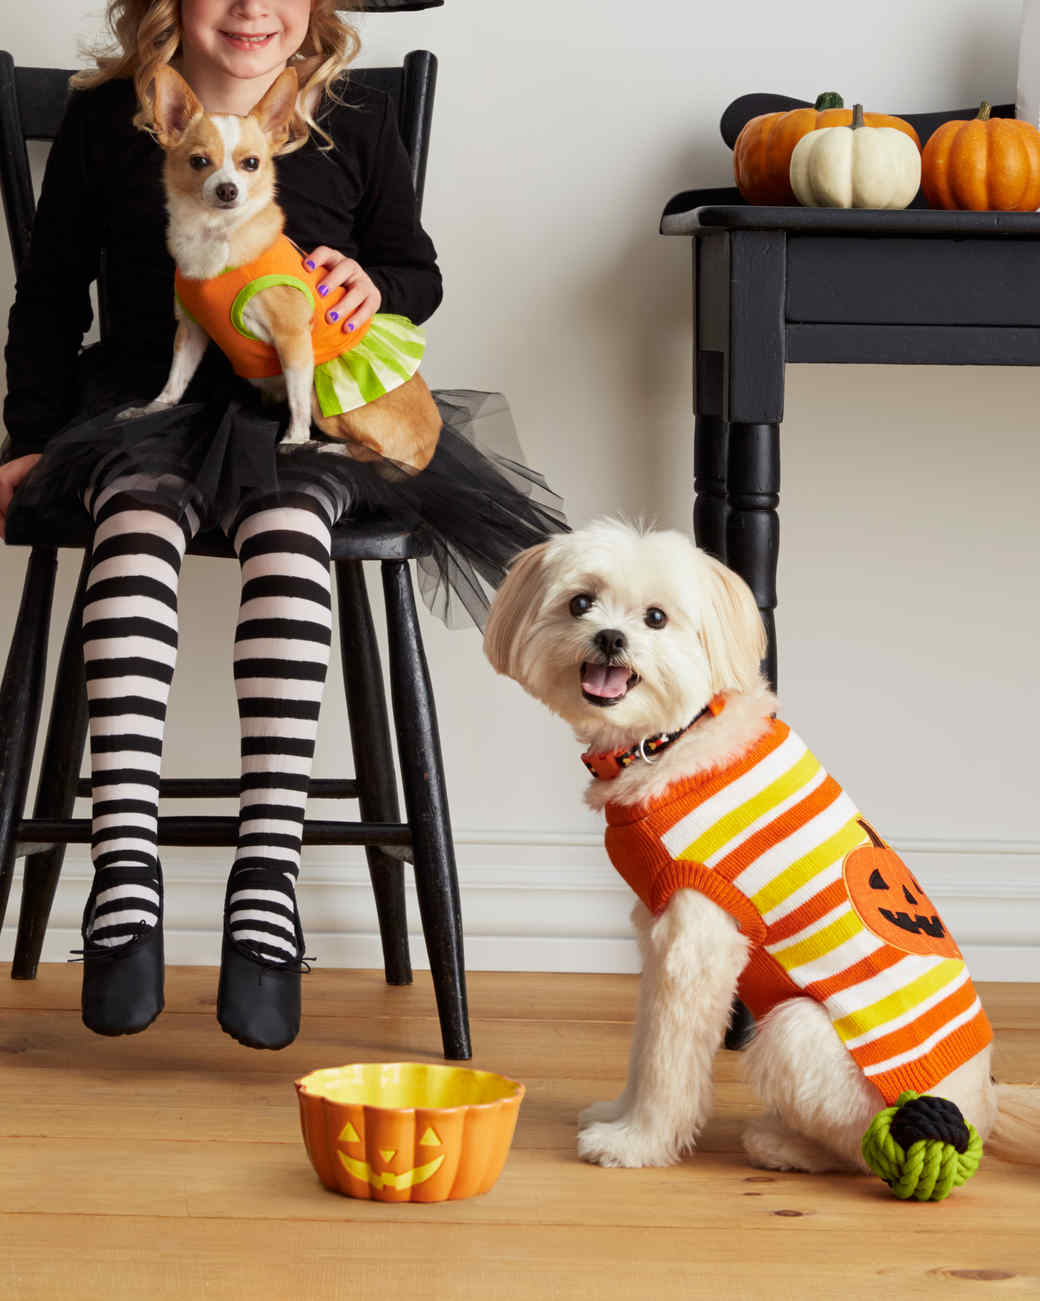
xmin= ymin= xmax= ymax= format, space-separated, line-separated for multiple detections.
xmin=725 ymin=421 xmax=780 ymax=692
xmin=693 ymin=414 xmax=729 ymax=563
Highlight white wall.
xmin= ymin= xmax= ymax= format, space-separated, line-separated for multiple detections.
xmin=2 ymin=0 xmax=1037 ymax=978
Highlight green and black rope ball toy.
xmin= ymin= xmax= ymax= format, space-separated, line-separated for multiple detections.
xmin=862 ymin=1090 xmax=983 ymax=1201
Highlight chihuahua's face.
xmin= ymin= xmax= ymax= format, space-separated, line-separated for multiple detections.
xmin=150 ymin=64 xmax=297 ymax=223
xmin=164 ymin=111 xmax=276 ymax=217
xmin=484 ymin=520 xmax=766 ymax=745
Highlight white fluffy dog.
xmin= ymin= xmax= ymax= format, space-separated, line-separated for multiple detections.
xmin=484 ymin=519 xmax=1038 ymax=1173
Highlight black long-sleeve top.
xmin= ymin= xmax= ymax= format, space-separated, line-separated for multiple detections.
xmin=3 ymin=75 xmax=442 ymax=459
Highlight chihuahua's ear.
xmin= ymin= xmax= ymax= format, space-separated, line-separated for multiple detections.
xmin=250 ymin=67 xmax=299 ymax=149
xmin=696 ymin=550 xmax=767 ymax=695
xmin=151 ymin=65 xmax=204 ymax=147
xmin=484 ymin=541 xmax=553 ymax=681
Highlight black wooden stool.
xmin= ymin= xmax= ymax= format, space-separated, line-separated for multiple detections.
xmin=0 ymin=47 xmax=471 ymax=1060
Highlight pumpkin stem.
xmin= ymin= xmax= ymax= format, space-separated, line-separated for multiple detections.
xmin=851 ymin=103 xmax=866 ymax=130
xmin=814 ymin=92 xmax=844 ymax=111
xmin=857 ymin=818 xmax=886 ymax=849
xmin=977 ymin=101 xmax=992 ymax=121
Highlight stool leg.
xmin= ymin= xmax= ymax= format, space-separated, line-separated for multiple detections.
xmin=726 ymin=421 xmax=780 ymax=693
xmin=693 ymin=415 xmax=729 ymax=562
xmin=381 ymin=559 xmax=471 ymax=1061
xmin=334 ymin=558 xmax=411 ymax=986
xmin=12 ymin=551 xmax=91 ymax=979
xmin=0 ymin=547 xmax=58 ymax=933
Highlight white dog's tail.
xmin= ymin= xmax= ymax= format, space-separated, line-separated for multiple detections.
xmin=985 ymin=1083 xmax=1040 ymax=1164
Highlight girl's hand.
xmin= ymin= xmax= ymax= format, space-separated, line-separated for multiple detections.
xmin=302 ymin=248 xmax=382 ymax=335
xmin=0 ymin=453 xmax=41 ymax=541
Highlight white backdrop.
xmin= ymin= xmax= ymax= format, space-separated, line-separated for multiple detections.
xmin=1 ymin=0 xmax=1037 ymax=977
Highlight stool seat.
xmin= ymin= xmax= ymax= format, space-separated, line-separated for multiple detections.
xmin=7 ymin=512 xmax=433 ymax=562
xmin=195 ymin=516 xmax=433 ymax=563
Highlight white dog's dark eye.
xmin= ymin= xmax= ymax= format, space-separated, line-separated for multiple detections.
xmin=569 ymin=593 xmax=594 ymax=617
xmin=645 ymin=607 xmax=668 ymax=629
xmin=189 ymin=154 xmax=211 ymax=170
xmin=240 ymin=156 xmax=261 ymax=172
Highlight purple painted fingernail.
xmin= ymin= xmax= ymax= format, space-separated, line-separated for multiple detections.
xmin=304 ymin=259 xmax=315 ymax=270
xmin=317 ymin=284 xmax=328 ymax=297
xmin=328 ymin=310 xmax=339 ymax=322
xmin=347 ymin=322 xmax=355 ymax=332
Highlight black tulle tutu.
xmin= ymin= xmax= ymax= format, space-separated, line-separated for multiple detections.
xmin=6 ymin=384 xmax=567 ymax=629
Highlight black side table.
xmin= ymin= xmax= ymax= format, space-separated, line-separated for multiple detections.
xmin=660 ymin=94 xmax=1034 ymax=688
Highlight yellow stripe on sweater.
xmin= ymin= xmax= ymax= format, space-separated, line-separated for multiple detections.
xmin=831 ymin=958 xmax=965 ymax=1043
xmin=769 ymin=907 xmax=864 ymax=972
xmin=750 ymin=815 xmax=865 ymax=915
xmin=677 ymin=750 xmax=821 ymax=864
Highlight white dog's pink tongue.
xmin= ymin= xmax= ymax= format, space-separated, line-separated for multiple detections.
xmin=582 ymin=663 xmax=629 ymax=698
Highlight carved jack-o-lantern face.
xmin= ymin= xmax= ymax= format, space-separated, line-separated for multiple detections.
xmin=843 ymin=819 xmax=961 ymax=958
xmin=336 ymin=1119 xmax=446 ymax=1193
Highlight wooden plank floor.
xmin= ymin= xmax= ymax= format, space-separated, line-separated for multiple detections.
xmin=1 ymin=967 xmax=1037 ymax=1299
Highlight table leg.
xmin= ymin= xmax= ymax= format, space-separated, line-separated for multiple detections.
xmin=721 ymin=420 xmax=779 ymax=1053
xmin=693 ymin=415 xmax=729 ymax=562
xmin=726 ymin=421 xmax=780 ymax=692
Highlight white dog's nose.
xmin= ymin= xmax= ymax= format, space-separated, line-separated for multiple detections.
xmin=593 ymin=628 xmax=627 ymax=657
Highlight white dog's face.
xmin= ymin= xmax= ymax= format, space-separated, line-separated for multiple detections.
xmin=484 ymin=520 xmax=766 ymax=746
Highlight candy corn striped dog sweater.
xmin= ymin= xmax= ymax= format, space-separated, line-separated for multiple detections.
xmin=603 ymin=718 xmax=992 ymax=1104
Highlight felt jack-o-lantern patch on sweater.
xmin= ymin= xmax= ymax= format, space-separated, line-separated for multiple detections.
xmin=843 ymin=820 xmax=961 ymax=959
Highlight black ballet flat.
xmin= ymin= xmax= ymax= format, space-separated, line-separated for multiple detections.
xmin=216 ymin=872 xmax=308 ymax=1051
xmin=76 ymin=864 xmax=165 ymax=1037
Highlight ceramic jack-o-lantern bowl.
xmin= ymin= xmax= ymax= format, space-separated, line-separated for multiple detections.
xmin=295 ymin=1062 xmax=525 ymax=1202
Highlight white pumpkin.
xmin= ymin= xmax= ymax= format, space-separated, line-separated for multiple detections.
xmin=789 ymin=103 xmax=921 ymax=209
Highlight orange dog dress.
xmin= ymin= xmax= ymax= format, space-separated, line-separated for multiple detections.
xmin=174 ymin=235 xmax=425 ymax=416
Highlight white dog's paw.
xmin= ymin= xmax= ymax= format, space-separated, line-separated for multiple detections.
xmin=278 ymin=435 xmax=322 ymax=453
xmin=578 ymin=1098 xmax=626 ymax=1127
xmin=577 ymin=1118 xmax=679 ymax=1168
xmin=280 ymin=423 xmax=315 ymax=446
xmin=117 ymin=400 xmax=172 ymax=421
xmin=742 ymin=1114 xmax=857 ymax=1174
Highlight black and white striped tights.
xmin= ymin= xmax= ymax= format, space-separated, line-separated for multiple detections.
xmin=83 ymin=474 xmax=344 ymax=964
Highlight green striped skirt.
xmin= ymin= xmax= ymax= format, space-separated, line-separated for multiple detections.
xmin=313 ymin=313 xmax=426 ymax=418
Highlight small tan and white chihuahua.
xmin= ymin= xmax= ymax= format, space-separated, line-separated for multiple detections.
xmin=127 ymin=64 xmax=440 ymax=473
xmin=484 ymin=520 xmax=1039 ymax=1174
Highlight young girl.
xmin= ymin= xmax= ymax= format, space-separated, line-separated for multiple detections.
xmin=0 ymin=0 xmax=565 ymax=1050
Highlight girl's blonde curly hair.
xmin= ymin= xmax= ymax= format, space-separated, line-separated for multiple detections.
xmin=70 ymin=0 xmax=362 ymax=152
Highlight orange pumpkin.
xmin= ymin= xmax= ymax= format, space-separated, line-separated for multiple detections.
xmin=734 ymin=93 xmax=921 ymax=205
xmin=295 ymin=1062 xmax=525 ymax=1203
xmin=921 ymin=102 xmax=1040 ymax=210
xmin=843 ymin=820 xmax=961 ymax=959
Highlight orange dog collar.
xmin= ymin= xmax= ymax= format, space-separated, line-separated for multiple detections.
xmin=581 ymin=694 xmax=726 ymax=781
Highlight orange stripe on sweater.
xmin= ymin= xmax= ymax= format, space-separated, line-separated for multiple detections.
xmin=849 ymin=976 xmax=980 ymax=1069
xmin=867 ymin=1010 xmax=993 ymax=1104
xmin=764 ymin=877 xmax=849 ymax=945
xmin=803 ymin=944 xmax=906 ymax=1003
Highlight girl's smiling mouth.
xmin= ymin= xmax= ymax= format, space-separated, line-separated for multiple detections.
xmin=220 ymin=31 xmax=278 ymax=50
